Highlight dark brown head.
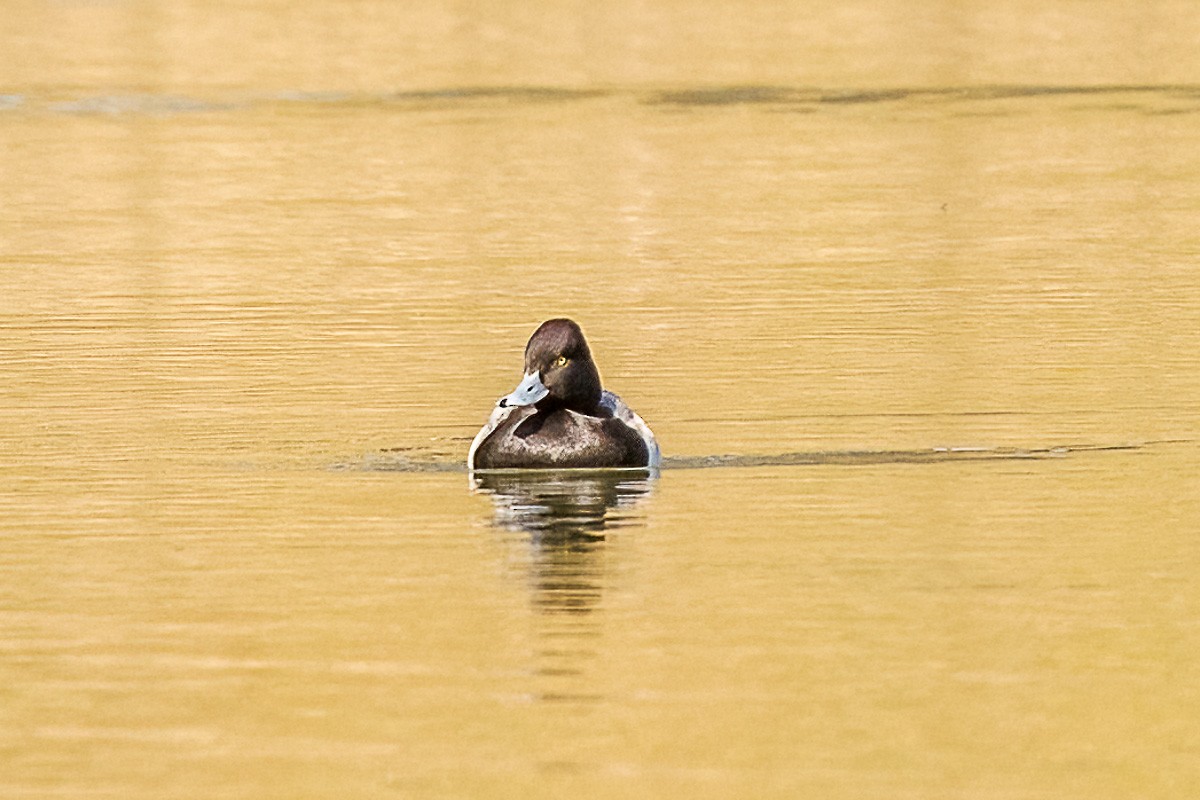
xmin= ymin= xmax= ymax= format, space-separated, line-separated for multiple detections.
xmin=497 ymin=318 xmax=603 ymax=413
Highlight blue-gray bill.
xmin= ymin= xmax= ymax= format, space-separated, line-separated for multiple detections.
xmin=499 ymin=371 xmax=549 ymax=408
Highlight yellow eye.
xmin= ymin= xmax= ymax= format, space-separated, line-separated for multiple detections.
xmin=555 ymin=355 xmax=569 ymax=367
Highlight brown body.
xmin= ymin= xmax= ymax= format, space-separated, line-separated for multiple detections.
xmin=472 ymin=403 xmax=650 ymax=469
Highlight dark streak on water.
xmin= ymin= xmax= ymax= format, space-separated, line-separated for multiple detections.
xmin=6 ymin=84 xmax=1199 ymax=116
xmin=345 ymin=441 xmax=1172 ymax=473
xmin=646 ymin=84 xmax=1200 ymax=107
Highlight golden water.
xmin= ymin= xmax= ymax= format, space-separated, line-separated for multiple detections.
xmin=3 ymin=2 xmax=1199 ymax=797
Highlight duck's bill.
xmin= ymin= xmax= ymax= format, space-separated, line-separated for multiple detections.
xmin=498 ymin=371 xmax=548 ymax=408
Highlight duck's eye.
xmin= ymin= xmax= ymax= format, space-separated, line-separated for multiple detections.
xmin=555 ymin=355 xmax=569 ymax=367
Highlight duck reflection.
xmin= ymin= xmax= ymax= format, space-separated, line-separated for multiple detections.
xmin=475 ymin=469 xmax=653 ymax=615
xmin=471 ymin=469 xmax=654 ymax=542
xmin=472 ymin=470 xmax=654 ymax=704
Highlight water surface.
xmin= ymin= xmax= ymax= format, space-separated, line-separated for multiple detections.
xmin=3 ymin=2 xmax=1200 ymax=798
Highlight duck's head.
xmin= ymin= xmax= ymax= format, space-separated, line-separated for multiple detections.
xmin=498 ymin=318 xmax=602 ymax=413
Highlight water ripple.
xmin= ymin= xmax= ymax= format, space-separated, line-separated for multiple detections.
xmin=47 ymin=94 xmax=233 ymax=116
xmin=16 ymin=83 xmax=1200 ymax=117
xmin=345 ymin=441 xmax=1178 ymax=473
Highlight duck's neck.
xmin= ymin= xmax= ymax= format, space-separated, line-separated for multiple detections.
xmin=539 ymin=380 xmax=601 ymax=415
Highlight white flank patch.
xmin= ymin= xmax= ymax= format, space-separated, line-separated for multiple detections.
xmin=599 ymin=391 xmax=661 ymax=469
xmin=467 ymin=402 xmax=519 ymax=471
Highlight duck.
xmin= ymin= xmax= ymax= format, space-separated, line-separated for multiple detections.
xmin=468 ymin=319 xmax=660 ymax=470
